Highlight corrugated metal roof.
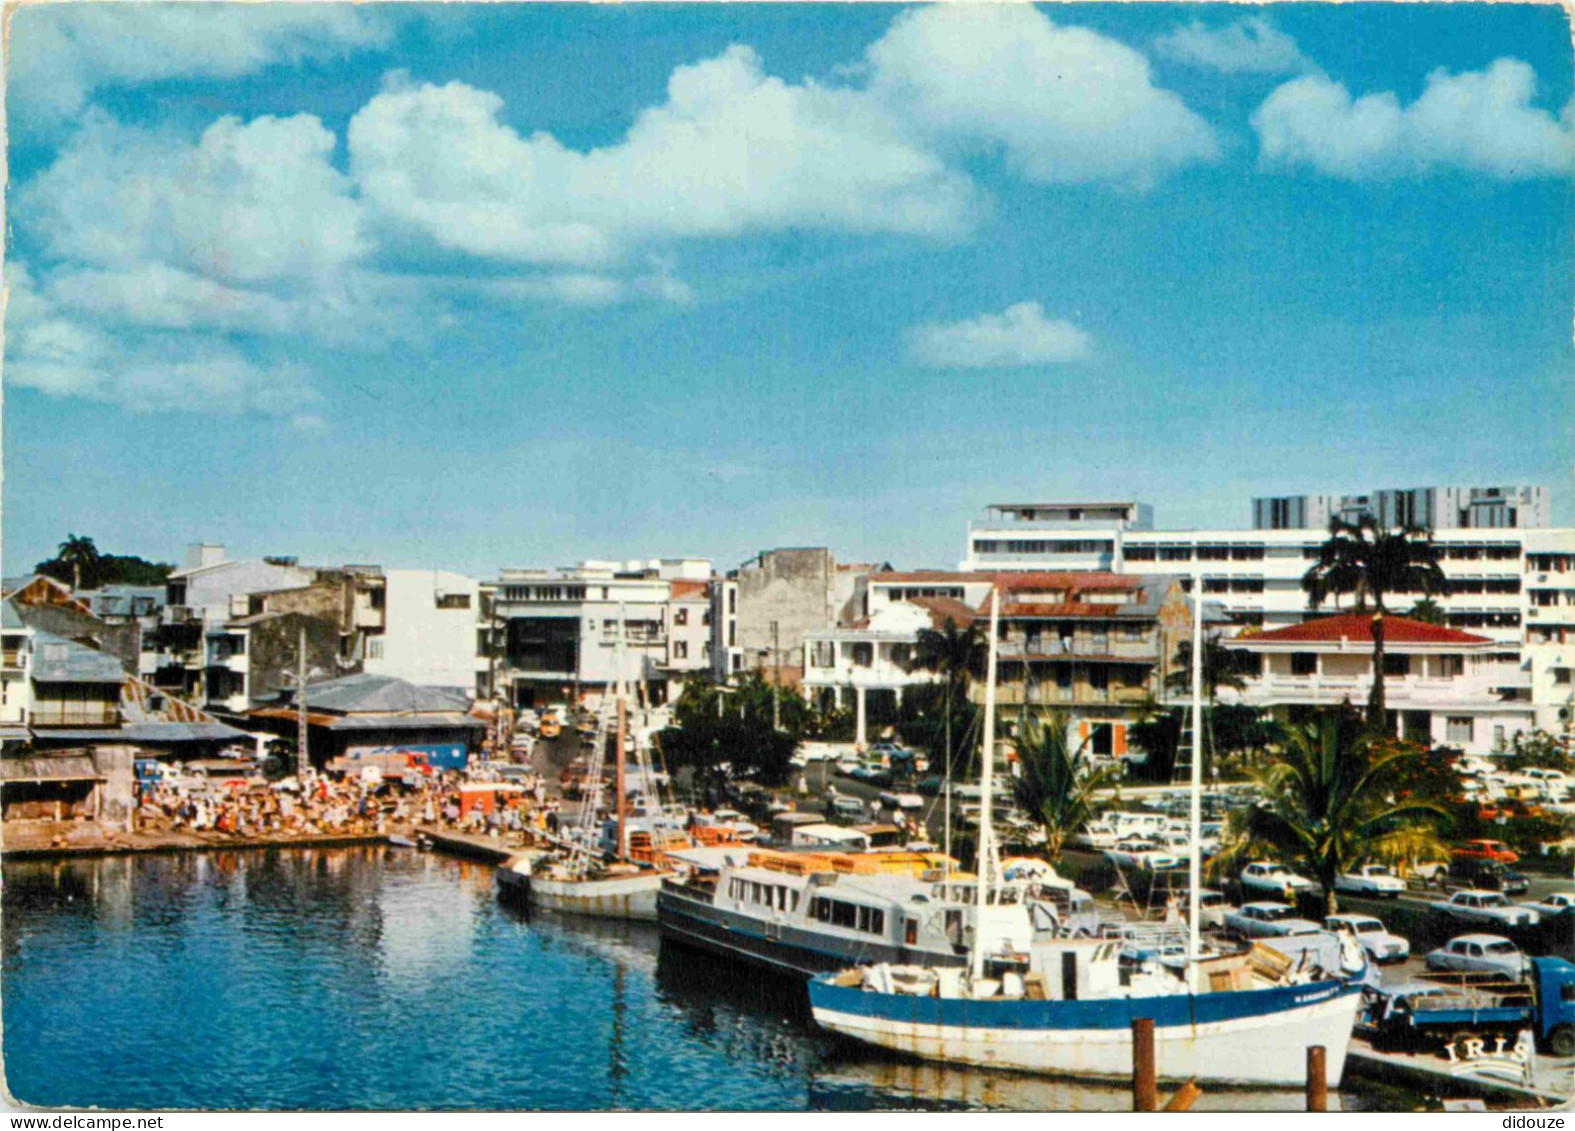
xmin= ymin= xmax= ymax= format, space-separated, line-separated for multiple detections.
xmin=0 ymin=754 xmax=101 ymax=782
xmin=298 ymin=673 xmax=471 ymax=714
xmin=28 ymin=632 xmax=126 ymax=683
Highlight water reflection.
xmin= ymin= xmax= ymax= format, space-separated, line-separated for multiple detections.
xmin=3 ymin=850 xmax=1393 ymax=1111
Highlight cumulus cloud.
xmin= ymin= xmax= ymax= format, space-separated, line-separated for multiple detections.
xmin=9 ymin=3 xmax=392 ymax=128
xmin=348 ymin=51 xmax=980 ymax=268
xmin=1253 ymin=59 xmax=1575 ymax=179
xmin=864 ymin=5 xmax=1218 ymax=189
xmin=1155 ymin=16 xmax=1309 ymax=76
xmin=7 ymin=262 xmax=319 ymax=417
xmin=906 ymin=303 xmax=1092 ymax=368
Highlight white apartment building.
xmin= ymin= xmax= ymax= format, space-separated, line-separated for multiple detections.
xmin=801 ymin=600 xmax=944 ymax=747
xmin=484 ymin=559 xmax=712 ymax=708
xmin=1224 ymin=613 xmax=1536 ymax=756
xmin=959 ymin=486 xmax=1575 ymax=743
xmin=362 ymin=569 xmax=486 ymax=696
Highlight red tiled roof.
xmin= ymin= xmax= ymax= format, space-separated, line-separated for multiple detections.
xmin=669 ymin=579 xmax=709 ymax=599
xmin=1241 ymin=613 xmax=1492 ymax=647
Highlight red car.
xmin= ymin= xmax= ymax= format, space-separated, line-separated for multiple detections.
xmin=1453 ymin=839 xmax=1520 ymax=864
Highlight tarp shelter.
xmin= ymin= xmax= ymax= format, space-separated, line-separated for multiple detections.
xmin=458 ymin=783 xmax=526 ymax=817
xmin=790 ymin=822 xmax=872 ymax=850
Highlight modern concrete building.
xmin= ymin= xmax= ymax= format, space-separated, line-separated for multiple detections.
xmin=483 ymin=559 xmax=713 ymax=708
xmin=1222 ymin=613 xmax=1536 ymax=756
xmin=1253 ymin=485 xmax=1550 ymax=532
xmin=362 ymin=569 xmax=485 ymax=696
xmin=957 ymin=487 xmax=1575 ymax=751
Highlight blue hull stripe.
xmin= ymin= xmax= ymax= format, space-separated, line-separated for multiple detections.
xmin=808 ymin=976 xmax=1362 ymax=1031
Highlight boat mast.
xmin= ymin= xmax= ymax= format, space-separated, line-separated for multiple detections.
xmin=971 ymin=587 xmax=1002 ymax=981
xmin=615 ymin=602 xmax=628 ymax=863
xmin=1187 ymin=571 xmax=1204 ymax=988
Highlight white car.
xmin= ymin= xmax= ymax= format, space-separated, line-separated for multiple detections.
xmin=1428 ymin=889 xmax=1540 ymax=929
xmin=1240 ymin=861 xmax=1318 ymax=897
xmin=1425 ymin=934 xmax=1527 ymax=979
xmin=1194 ymin=889 xmax=1236 ymax=929
xmin=1522 ymin=892 xmax=1575 ymax=918
xmin=1223 ymin=902 xmax=1323 ymax=939
xmin=1324 ymin=913 xmax=1410 ymax=964
xmin=1334 ymin=864 xmax=1406 ymax=898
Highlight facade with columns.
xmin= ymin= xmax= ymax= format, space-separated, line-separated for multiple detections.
xmin=1220 ymin=613 xmax=1536 ymax=756
xmin=801 ymin=601 xmax=945 ymax=748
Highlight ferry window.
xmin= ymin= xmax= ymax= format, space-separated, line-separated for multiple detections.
xmin=906 ymin=919 xmax=918 ymax=945
xmin=831 ymin=901 xmax=858 ymax=929
xmin=791 ymin=892 xmax=800 ymax=912
xmin=777 ymin=885 xmax=788 ymax=910
xmin=871 ymin=910 xmax=885 ymax=935
xmin=812 ymin=898 xmax=832 ymax=923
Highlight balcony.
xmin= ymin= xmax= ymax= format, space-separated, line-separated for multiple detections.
xmin=1000 ymin=638 xmax=1157 ymax=663
xmin=30 ymin=704 xmax=120 ymax=728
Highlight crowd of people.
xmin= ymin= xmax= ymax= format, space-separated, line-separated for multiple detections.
xmin=133 ymin=765 xmax=563 ymax=843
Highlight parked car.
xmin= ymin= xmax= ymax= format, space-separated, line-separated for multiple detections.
xmin=1334 ymin=864 xmax=1406 ymax=898
xmin=1324 ymin=913 xmax=1410 ymax=964
xmin=1429 ymin=889 xmax=1540 ymax=929
xmin=1454 ymin=839 xmax=1520 ymax=864
xmin=1425 ymin=934 xmax=1528 ymax=979
xmin=1223 ymin=902 xmax=1324 ymax=939
xmin=1522 ymin=892 xmax=1575 ymax=918
xmin=1193 ymin=889 xmax=1236 ymax=929
xmin=1240 ymin=861 xmax=1318 ymax=897
xmin=830 ymin=796 xmax=867 ymax=821
xmin=1449 ymin=858 xmax=1531 ymax=896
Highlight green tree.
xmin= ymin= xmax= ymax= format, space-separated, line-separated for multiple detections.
xmin=1407 ymin=597 xmax=1448 ymax=626
xmin=51 ymin=534 xmax=102 ymax=590
xmin=1302 ymin=515 xmax=1447 ymax=731
xmin=1212 ymin=708 xmax=1449 ymax=914
xmin=1011 ymin=712 xmax=1116 ymax=862
xmin=912 ymin=616 xmax=987 ymax=789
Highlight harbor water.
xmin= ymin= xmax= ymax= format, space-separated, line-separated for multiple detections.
xmin=3 ymin=847 xmax=1409 ymax=1111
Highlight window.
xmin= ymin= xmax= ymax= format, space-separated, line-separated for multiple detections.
xmin=812 ymin=641 xmax=834 ymax=668
xmin=1446 ymin=716 xmax=1474 ymax=743
xmin=674 ymin=641 xmax=688 ymax=660
xmin=1291 ymin=652 xmax=1318 ymax=676
xmin=1087 ymin=664 xmax=1109 ymax=691
xmin=1555 ymin=668 xmax=1572 ymax=686
xmin=368 ymin=637 xmax=385 ymax=660
xmin=1382 ymin=654 xmax=1410 ymax=677
xmin=370 ymin=588 xmax=386 ymax=609
xmin=436 ymin=593 xmax=471 ymax=610
xmin=830 ymin=901 xmax=858 ymax=929
xmin=674 ymin=608 xmax=689 ymax=626
xmin=1437 ymin=655 xmax=1464 ymax=678
xmin=851 ymin=643 xmax=874 ymax=668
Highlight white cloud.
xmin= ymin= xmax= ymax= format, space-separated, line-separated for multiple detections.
xmin=863 ymin=5 xmax=1219 ymax=189
xmin=348 ymin=51 xmax=980 ymax=269
xmin=1253 ymin=59 xmax=1575 ymax=179
xmin=1155 ymin=16 xmax=1309 ymax=76
xmin=906 ymin=303 xmax=1092 ymax=368
xmin=9 ymin=3 xmax=392 ymax=128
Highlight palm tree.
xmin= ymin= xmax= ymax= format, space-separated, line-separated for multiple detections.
xmin=912 ymin=616 xmax=986 ymax=786
xmin=1407 ymin=597 xmax=1448 ymax=626
xmin=1212 ymin=709 xmax=1448 ymax=915
xmin=55 ymin=534 xmax=102 ymax=590
xmin=1011 ymin=712 xmax=1116 ymax=863
xmin=1302 ymin=514 xmax=1447 ymax=731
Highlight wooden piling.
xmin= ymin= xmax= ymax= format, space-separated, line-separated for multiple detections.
xmin=1162 ymin=1080 xmax=1202 ymax=1112
xmin=1132 ymin=1017 xmax=1157 ymax=1112
xmin=1306 ymin=1045 xmax=1328 ymax=1112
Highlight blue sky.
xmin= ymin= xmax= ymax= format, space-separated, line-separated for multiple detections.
xmin=6 ymin=2 xmax=1573 ymax=579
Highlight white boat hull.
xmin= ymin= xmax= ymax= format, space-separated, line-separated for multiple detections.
xmin=528 ymin=870 xmax=662 ymax=922
xmin=810 ymin=981 xmax=1362 ymax=1087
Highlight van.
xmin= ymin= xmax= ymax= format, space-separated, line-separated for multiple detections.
xmin=831 ymin=796 xmax=866 ymax=821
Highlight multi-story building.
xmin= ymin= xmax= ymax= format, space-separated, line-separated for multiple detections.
xmin=483 ymin=559 xmax=712 ymax=708
xmin=1253 ymin=485 xmax=1550 ymax=532
xmin=802 ymin=570 xmax=1197 ymax=756
xmin=709 ymin=576 xmax=741 ymax=680
xmin=1223 ymin=613 xmax=1536 ymax=756
xmin=362 ymin=569 xmax=486 ymax=697
xmin=958 ymin=485 xmax=1574 ymax=750
xmin=719 ymin=548 xmax=885 ymax=691
xmin=147 ymin=545 xmax=384 ymax=714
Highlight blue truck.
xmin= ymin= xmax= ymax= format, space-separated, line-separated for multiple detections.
xmin=1364 ymin=956 xmax=1575 ymax=1057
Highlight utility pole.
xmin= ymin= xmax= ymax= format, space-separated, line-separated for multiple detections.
xmin=771 ymin=620 xmax=782 ymax=731
xmin=296 ymin=624 xmax=309 ymax=777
